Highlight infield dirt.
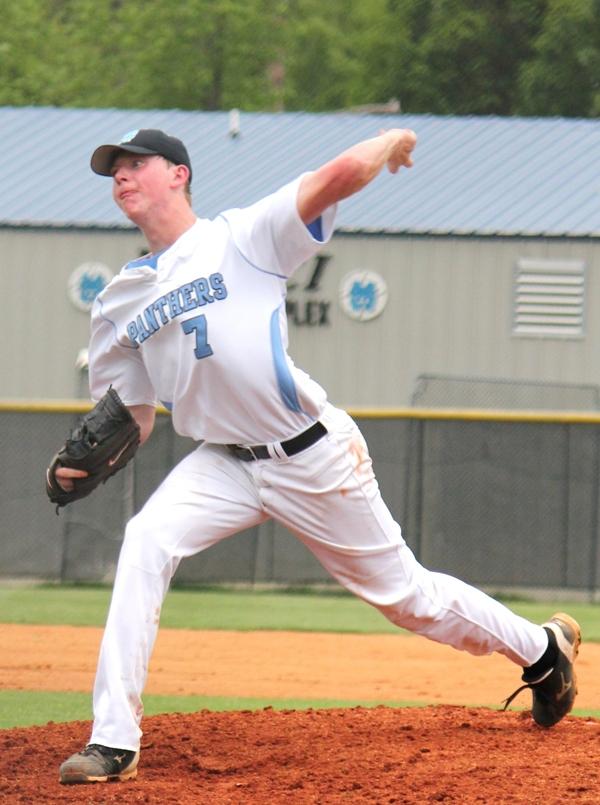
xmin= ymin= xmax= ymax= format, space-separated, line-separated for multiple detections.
xmin=1 ymin=624 xmax=599 ymax=803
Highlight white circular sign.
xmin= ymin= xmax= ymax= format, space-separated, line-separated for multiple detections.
xmin=68 ymin=262 xmax=114 ymax=312
xmin=339 ymin=270 xmax=388 ymax=321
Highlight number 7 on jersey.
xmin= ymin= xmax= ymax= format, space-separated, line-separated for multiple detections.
xmin=181 ymin=315 xmax=214 ymax=359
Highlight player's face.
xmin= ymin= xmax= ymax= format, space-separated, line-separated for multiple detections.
xmin=111 ymin=154 xmax=173 ymax=221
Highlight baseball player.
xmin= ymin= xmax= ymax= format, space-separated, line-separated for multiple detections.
xmin=51 ymin=127 xmax=580 ymax=784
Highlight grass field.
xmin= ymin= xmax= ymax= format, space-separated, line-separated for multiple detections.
xmin=2 ymin=583 xmax=599 ymax=638
xmin=2 ymin=584 xmax=598 ymax=729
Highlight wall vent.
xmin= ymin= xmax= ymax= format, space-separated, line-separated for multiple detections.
xmin=513 ymin=258 xmax=585 ymax=338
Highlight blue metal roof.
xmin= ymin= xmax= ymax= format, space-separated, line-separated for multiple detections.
xmin=1 ymin=106 xmax=600 ymax=237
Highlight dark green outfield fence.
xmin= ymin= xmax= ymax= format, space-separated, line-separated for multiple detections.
xmin=3 ymin=402 xmax=600 ymax=600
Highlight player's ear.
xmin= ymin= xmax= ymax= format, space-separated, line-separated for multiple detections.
xmin=170 ymin=163 xmax=190 ymax=191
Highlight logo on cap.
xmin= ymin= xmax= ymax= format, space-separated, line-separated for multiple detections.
xmin=120 ymin=129 xmax=139 ymax=144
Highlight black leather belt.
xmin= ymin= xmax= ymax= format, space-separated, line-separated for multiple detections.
xmin=227 ymin=421 xmax=327 ymax=461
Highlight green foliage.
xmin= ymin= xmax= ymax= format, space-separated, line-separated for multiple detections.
xmin=0 ymin=0 xmax=599 ymax=116
xmin=516 ymin=0 xmax=600 ymax=116
xmin=416 ymin=0 xmax=548 ymax=115
xmin=0 ymin=0 xmax=56 ymax=105
xmin=280 ymin=0 xmax=364 ymax=111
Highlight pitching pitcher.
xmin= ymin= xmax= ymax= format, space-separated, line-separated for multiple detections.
xmin=47 ymin=127 xmax=581 ymax=784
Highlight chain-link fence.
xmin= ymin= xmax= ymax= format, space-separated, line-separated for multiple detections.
xmin=3 ymin=405 xmax=600 ymax=600
xmin=412 ymin=375 xmax=600 ymax=411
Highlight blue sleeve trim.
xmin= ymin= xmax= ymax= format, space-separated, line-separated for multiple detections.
xmin=125 ymin=250 xmax=165 ymax=271
xmin=306 ymin=217 xmax=323 ymax=242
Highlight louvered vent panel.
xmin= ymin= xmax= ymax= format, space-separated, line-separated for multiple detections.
xmin=513 ymin=258 xmax=585 ymax=337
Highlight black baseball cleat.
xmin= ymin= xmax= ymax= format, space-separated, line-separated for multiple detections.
xmin=503 ymin=612 xmax=581 ymax=727
xmin=59 ymin=743 xmax=139 ymax=784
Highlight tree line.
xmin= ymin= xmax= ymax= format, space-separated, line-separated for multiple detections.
xmin=2 ymin=0 xmax=600 ymax=117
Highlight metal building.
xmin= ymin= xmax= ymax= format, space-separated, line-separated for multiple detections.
xmin=2 ymin=107 xmax=600 ymax=408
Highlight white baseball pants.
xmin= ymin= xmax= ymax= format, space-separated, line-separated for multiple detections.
xmin=90 ymin=404 xmax=548 ymax=751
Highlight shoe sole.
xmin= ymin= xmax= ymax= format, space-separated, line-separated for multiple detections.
xmin=550 ymin=611 xmax=582 ymax=658
xmin=59 ymin=768 xmax=138 ymax=784
xmin=548 ymin=611 xmax=582 ymax=710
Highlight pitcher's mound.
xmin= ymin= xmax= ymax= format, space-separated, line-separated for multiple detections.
xmin=1 ymin=705 xmax=599 ymax=803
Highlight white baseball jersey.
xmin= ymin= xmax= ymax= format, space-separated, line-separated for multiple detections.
xmin=86 ymin=172 xmax=551 ymax=755
xmin=88 ymin=175 xmax=336 ymax=445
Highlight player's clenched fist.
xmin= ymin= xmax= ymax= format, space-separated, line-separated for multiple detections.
xmin=381 ymin=128 xmax=417 ymax=173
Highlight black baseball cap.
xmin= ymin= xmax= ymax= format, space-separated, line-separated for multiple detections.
xmin=90 ymin=128 xmax=192 ymax=182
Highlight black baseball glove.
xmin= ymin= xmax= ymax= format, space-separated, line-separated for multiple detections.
xmin=46 ymin=386 xmax=141 ymax=510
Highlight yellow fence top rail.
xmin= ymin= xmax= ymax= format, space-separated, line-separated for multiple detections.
xmin=3 ymin=400 xmax=600 ymax=425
